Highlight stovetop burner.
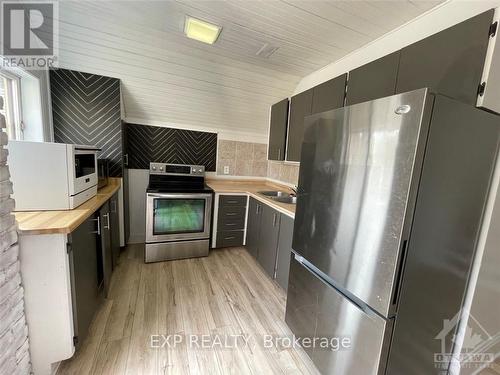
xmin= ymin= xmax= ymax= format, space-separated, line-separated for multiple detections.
xmin=146 ymin=162 xmax=213 ymax=194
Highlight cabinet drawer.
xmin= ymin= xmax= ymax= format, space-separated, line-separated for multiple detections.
xmin=219 ymin=195 xmax=247 ymax=207
xmin=216 ymin=230 xmax=244 ymax=247
xmin=218 ymin=217 xmax=245 ymax=231
xmin=218 ymin=205 xmax=246 ymax=222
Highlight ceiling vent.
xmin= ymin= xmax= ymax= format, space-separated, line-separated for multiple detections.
xmin=256 ymin=43 xmax=279 ymax=58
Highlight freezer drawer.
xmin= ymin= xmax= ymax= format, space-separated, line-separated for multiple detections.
xmin=285 ymin=254 xmax=321 ymax=358
xmin=286 ymin=255 xmax=391 ymax=374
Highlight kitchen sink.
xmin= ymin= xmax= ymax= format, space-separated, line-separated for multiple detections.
xmin=258 ymin=190 xmax=289 ymax=197
xmin=272 ymin=196 xmax=297 ymax=204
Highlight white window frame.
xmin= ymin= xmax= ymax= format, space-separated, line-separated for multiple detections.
xmin=0 ymin=69 xmax=24 ymax=140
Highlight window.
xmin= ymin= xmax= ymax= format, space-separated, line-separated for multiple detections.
xmin=0 ymin=70 xmax=23 ymax=140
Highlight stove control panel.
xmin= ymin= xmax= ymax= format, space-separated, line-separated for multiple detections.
xmin=149 ymin=162 xmax=205 ymax=176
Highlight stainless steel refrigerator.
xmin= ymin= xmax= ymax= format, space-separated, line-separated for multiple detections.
xmin=285 ymin=88 xmax=499 ymax=375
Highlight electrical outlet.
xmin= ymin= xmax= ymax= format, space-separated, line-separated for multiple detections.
xmin=223 ymin=166 xmax=230 ymax=175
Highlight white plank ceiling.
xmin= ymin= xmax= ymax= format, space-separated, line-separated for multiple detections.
xmin=56 ymin=0 xmax=443 ymax=138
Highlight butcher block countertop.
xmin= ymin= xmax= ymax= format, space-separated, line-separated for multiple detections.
xmin=206 ymin=178 xmax=296 ymax=218
xmin=14 ymin=179 xmax=121 ymax=235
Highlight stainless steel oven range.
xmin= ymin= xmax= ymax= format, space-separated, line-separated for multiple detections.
xmin=145 ymin=162 xmax=213 ymax=263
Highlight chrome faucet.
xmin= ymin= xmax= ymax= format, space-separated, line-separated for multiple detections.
xmin=291 ymin=185 xmax=298 ymax=196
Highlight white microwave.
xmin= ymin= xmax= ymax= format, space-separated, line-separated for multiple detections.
xmin=7 ymin=140 xmax=100 ymax=211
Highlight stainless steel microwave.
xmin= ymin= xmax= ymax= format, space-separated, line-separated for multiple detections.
xmin=7 ymin=140 xmax=100 ymax=210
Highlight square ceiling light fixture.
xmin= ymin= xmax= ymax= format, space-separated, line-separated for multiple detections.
xmin=184 ymin=16 xmax=222 ymax=44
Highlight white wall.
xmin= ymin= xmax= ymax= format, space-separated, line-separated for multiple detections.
xmin=127 ymin=169 xmax=149 ymax=244
xmin=295 ymin=0 xmax=500 ymax=94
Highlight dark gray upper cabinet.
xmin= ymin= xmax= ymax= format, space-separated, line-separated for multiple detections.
xmin=286 ymin=89 xmax=313 ymax=162
xmin=311 ymin=74 xmax=347 ymax=114
xmin=245 ymin=197 xmax=262 ymax=258
xmin=346 ymin=52 xmax=401 ymax=106
xmin=268 ymin=99 xmax=289 ymax=161
xmin=396 ymin=9 xmax=494 ymax=105
xmin=275 ymin=214 xmax=294 ymax=291
xmin=257 ymin=204 xmax=281 ymax=278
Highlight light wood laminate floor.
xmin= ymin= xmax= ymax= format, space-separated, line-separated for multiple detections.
xmin=57 ymin=244 xmax=319 ymax=375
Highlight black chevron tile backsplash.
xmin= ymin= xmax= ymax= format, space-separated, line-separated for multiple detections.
xmin=125 ymin=123 xmax=217 ymax=171
xmin=50 ymin=68 xmax=123 ymax=176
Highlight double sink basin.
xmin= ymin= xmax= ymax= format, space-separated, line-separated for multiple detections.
xmin=258 ymin=190 xmax=297 ymax=204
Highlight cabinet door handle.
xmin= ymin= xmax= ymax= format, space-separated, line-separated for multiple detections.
xmin=227 ymin=200 xmax=238 ymax=204
xmin=103 ymin=213 xmax=110 ymax=230
xmin=256 ymin=205 xmax=259 ymax=215
xmin=90 ymin=217 xmax=100 ymax=235
xmin=226 ymin=212 xmax=237 ymax=216
xmin=225 ymin=223 xmax=237 ymax=226
xmin=124 ymin=154 xmax=129 ymax=166
xmin=273 ymin=213 xmax=277 ymax=227
xmin=277 ymin=148 xmax=281 ymax=159
xmin=224 ymin=236 xmax=236 ymax=240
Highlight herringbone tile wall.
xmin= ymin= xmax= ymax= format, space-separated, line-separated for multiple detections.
xmin=50 ymin=69 xmax=123 ymax=176
xmin=125 ymin=123 xmax=217 ymax=171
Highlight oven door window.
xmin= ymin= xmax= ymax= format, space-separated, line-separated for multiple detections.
xmin=153 ymin=198 xmax=205 ymax=235
xmin=75 ymin=154 xmax=96 ymax=178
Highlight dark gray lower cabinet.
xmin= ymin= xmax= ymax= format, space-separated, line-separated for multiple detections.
xmin=275 ymin=214 xmax=294 ymax=291
xmin=109 ymin=193 xmax=120 ymax=270
xmin=256 ymin=204 xmax=281 ymax=277
xmin=245 ymin=198 xmax=295 ymax=289
xmin=216 ymin=230 xmax=245 ymax=247
xmin=245 ymin=197 xmax=262 ymax=258
xmin=68 ymin=214 xmax=101 ymax=347
xmin=99 ymin=201 xmax=113 ymax=297
xmin=69 ymin=196 xmax=120 ymax=348
xmin=216 ymin=195 xmax=247 ymax=247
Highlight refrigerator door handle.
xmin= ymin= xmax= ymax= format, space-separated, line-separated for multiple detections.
xmin=392 ymin=239 xmax=409 ymax=306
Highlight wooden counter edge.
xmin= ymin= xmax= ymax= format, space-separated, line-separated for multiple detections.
xmin=15 ymin=183 xmax=121 ymax=235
